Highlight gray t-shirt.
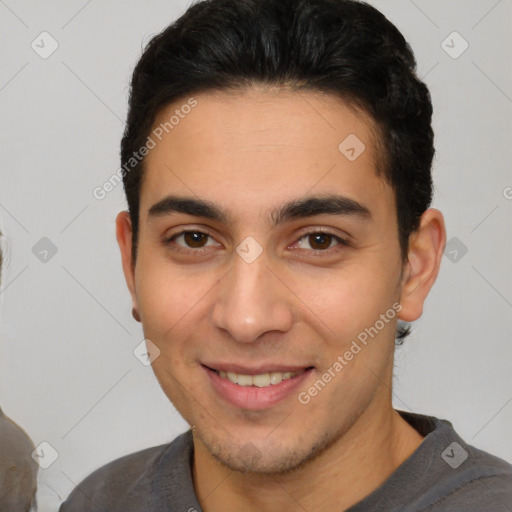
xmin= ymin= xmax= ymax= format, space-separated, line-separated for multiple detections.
xmin=59 ymin=411 xmax=512 ymax=511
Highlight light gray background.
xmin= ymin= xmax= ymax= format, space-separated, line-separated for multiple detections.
xmin=0 ymin=1 xmax=511 ymax=510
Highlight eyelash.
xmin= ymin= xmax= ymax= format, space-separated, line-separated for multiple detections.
xmin=162 ymin=229 xmax=349 ymax=256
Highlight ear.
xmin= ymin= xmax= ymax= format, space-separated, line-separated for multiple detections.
xmin=398 ymin=208 xmax=446 ymax=322
xmin=115 ymin=211 xmax=139 ymax=314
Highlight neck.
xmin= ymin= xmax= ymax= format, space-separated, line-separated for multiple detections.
xmin=192 ymin=404 xmax=424 ymax=512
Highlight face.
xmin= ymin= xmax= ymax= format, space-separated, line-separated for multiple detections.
xmin=119 ymin=87 xmax=409 ymax=473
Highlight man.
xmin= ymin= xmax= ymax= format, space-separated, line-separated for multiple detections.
xmin=60 ymin=0 xmax=512 ymax=510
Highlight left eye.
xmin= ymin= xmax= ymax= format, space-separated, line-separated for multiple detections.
xmin=169 ymin=231 xmax=219 ymax=249
xmin=296 ymin=233 xmax=344 ymax=251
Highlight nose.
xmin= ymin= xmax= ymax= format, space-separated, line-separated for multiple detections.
xmin=210 ymin=251 xmax=294 ymax=343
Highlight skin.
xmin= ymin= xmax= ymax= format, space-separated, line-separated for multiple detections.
xmin=116 ymin=86 xmax=445 ymax=511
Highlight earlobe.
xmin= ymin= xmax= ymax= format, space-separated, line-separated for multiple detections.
xmin=132 ymin=307 xmax=142 ymax=322
xmin=115 ymin=211 xmax=139 ymax=315
xmin=398 ymin=209 xmax=446 ymax=322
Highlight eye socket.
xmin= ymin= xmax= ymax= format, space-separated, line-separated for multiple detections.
xmin=162 ymin=229 xmax=348 ymax=255
xmin=165 ymin=230 xmax=219 ymax=250
xmin=294 ymin=232 xmax=348 ymax=252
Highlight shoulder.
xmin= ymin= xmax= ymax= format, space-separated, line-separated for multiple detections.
xmin=425 ymin=442 xmax=512 ymax=511
xmin=404 ymin=412 xmax=512 ymax=511
xmin=59 ymin=431 xmax=193 ymax=512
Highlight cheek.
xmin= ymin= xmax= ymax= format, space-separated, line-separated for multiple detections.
xmin=294 ymin=258 xmax=400 ymax=343
xmin=134 ymin=254 xmax=209 ymax=340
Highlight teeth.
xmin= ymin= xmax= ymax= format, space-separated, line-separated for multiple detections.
xmin=237 ymin=374 xmax=253 ymax=386
xmin=252 ymin=373 xmax=271 ymax=387
xmin=269 ymin=372 xmax=283 ymax=385
xmin=217 ymin=370 xmax=300 ymax=387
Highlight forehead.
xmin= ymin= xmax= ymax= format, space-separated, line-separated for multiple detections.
xmin=140 ymin=87 xmax=393 ymax=224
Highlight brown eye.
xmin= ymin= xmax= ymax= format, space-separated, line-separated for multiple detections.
xmin=308 ymin=233 xmax=333 ymax=250
xmin=183 ymin=231 xmax=208 ymax=248
xmin=165 ymin=230 xmax=219 ymax=251
xmin=294 ymin=232 xmax=347 ymax=253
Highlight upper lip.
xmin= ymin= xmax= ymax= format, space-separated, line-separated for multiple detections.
xmin=203 ymin=363 xmax=314 ymax=375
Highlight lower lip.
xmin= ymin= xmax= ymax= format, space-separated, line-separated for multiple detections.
xmin=204 ymin=366 xmax=313 ymax=410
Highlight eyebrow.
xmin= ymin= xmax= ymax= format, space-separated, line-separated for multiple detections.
xmin=147 ymin=194 xmax=371 ymax=226
xmin=272 ymin=195 xmax=371 ymax=225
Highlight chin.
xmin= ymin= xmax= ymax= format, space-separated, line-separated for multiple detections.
xmin=197 ymin=427 xmax=334 ymax=475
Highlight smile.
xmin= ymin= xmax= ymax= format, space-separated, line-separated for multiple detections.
xmin=213 ymin=369 xmax=302 ymax=388
xmin=203 ymin=364 xmax=314 ymax=410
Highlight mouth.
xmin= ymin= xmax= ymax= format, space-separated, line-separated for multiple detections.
xmin=210 ymin=368 xmax=305 ymax=387
xmin=202 ymin=364 xmax=314 ymax=410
